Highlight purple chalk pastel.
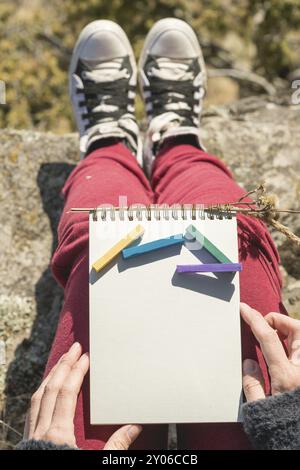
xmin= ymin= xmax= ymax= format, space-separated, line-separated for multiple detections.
xmin=176 ymin=263 xmax=242 ymax=273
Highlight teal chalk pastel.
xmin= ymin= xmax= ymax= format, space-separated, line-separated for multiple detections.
xmin=122 ymin=234 xmax=184 ymax=259
xmin=186 ymin=224 xmax=232 ymax=264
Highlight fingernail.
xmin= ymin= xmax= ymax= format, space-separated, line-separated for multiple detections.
xmin=70 ymin=342 xmax=81 ymax=352
xmin=240 ymin=302 xmax=252 ymax=313
xmin=128 ymin=424 xmax=142 ymax=439
xmin=78 ymin=353 xmax=90 ymax=370
xmin=80 ymin=352 xmax=90 ymax=362
xmin=243 ymin=359 xmax=258 ymax=374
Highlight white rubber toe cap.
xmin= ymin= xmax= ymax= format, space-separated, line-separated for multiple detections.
xmin=140 ymin=18 xmax=203 ymax=64
xmin=70 ymin=20 xmax=136 ymax=76
xmin=79 ymin=30 xmax=129 ymax=62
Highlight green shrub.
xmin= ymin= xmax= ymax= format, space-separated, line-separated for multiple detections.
xmin=0 ymin=0 xmax=299 ymax=132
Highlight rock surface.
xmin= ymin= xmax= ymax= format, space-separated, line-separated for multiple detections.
xmin=0 ymin=95 xmax=300 ymax=448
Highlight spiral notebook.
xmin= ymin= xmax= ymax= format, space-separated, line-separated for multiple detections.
xmin=89 ymin=206 xmax=242 ymax=424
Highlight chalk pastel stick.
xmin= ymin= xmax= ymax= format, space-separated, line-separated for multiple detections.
xmin=122 ymin=234 xmax=184 ymax=259
xmin=92 ymin=225 xmax=144 ymax=272
xmin=176 ymin=263 xmax=242 ymax=273
xmin=186 ymin=224 xmax=232 ymax=264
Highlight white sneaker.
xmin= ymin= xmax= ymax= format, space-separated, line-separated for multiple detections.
xmin=139 ymin=18 xmax=207 ymax=175
xmin=69 ymin=20 xmax=142 ymax=162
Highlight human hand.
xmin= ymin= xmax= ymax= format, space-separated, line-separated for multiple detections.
xmin=25 ymin=342 xmax=142 ymax=449
xmin=241 ymin=303 xmax=300 ymax=402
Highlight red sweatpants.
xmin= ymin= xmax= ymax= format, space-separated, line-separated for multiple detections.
xmin=47 ymin=141 xmax=286 ymax=450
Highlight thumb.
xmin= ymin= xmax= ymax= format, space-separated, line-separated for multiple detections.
xmin=242 ymin=359 xmax=266 ymax=402
xmin=103 ymin=424 xmax=142 ymax=450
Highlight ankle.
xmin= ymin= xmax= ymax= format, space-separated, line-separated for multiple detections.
xmin=159 ymin=134 xmax=200 ymax=153
xmin=86 ymin=137 xmax=123 ymax=157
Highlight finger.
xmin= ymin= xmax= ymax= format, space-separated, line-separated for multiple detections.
xmin=265 ymin=312 xmax=300 ymax=346
xmin=242 ymin=359 xmax=266 ymax=402
xmin=28 ymin=352 xmax=68 ymax=438
xmin=290 ymin=340 xmax=300 ymax=366
xmin=240 ymin=303 xmax=289 ymax=369
xmin=50 ymin=353 xmax=89 ymax=434
xmin=33 ymin=342 xmax=82 ymax=438
xmin=265 ymin=314 xmax=300 ymax=365
xmin=104 ymin=424 xmax=142 ymax=450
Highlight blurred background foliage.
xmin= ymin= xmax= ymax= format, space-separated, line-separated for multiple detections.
xmin=0 ymin=0 xmax=299 ymax=133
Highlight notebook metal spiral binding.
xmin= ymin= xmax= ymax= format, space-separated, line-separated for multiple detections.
xmin=89 ymin=204 xmax=233 ymax=222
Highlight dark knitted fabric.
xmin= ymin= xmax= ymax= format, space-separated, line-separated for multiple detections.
xmin=16 ymin=388 xmax=300 ymax=450
xmin=15 ymin=439 xmax=76 ymax=450
xmin=242 ymin=387 xmax=300 ymax=450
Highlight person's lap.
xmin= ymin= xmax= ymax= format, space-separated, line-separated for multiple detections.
xmin=46 ymin=142 xmax=286 ymax=450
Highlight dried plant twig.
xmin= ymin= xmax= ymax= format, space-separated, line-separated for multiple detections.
xmin=70 ymin=184 xmax=300 ymax=246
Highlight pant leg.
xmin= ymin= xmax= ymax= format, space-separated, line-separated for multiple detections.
xmin=152 ymin=142 xmax=287 ymax=450
xmin=46 ymin=142 xmax=168 ymax=450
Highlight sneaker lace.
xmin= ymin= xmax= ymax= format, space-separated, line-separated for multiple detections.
xmin=76 ymin=58 xmax=135 ymax=130
xmin=144 ymin=57 xmax=202 ymax=126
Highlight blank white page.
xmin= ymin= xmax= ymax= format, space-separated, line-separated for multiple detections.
xmin=89 ymin=212 xmax=242 ymax=424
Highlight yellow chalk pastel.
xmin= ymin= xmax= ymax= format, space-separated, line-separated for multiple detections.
xmin=92 ymin=225 xmax=144 ymax=273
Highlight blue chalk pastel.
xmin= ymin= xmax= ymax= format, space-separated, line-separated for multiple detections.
xmin=122 ymin=234 xmax=184 ymax=259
